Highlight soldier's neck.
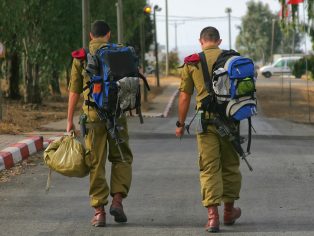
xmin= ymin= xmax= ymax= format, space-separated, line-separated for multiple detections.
xmin=202 ymin=43 xmax=218 ymax=49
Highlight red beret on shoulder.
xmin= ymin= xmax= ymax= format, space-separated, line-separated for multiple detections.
xmin=184 ymin=53 xmax=200 ymax=64
xmin=71 ymin=48 xmax=86 ymax=60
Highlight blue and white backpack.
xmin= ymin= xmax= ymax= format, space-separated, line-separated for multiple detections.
xmin=199 ymin=50 xmax=257 ymax=121
xmin=211 ymin=50 xmax=257 ymax=121
xmin=84 ymin=43 xmax=150 ymax=123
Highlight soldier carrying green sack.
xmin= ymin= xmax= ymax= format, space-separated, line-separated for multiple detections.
xmin=67 ymin=20 xmax=134 ymax=227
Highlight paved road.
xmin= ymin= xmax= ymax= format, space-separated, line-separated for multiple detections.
xmin=1 ymin=93 xmax=314 ymax=235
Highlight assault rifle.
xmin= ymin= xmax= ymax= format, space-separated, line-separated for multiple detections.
xmin=81 ymin=102 xmax=126 ymax=162
xmin=97 ymin=108 xmax=126 ymax=162
xmin=198 ymin=114 xmax=253 ymax=171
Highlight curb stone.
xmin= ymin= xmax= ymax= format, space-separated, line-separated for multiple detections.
xmin=162 ymin=89 xmax=179 ymax=118
xmin=0 ymin=136 xmax=43 ymax=171
xmin=43 ymin=136 xmax=63 ymax=149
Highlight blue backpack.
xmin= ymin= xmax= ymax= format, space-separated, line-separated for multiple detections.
xmin=84 ymin=43 xmax=150 ymax=123
xmin=209 ymin=50 xmax=257 ymax=121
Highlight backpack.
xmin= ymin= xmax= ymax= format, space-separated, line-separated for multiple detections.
xmin=200 ymin=50 xmax=257 ymax=120
xmin=199 ymin=50 xmax=257 ymax=158
xmin=84 ymin=43 xmax=150 ymax=123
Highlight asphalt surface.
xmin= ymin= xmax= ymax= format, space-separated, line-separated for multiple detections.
xmin=1 ymin=92 xmax=314 ymax=236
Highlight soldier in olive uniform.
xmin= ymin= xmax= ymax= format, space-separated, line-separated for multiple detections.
xmin=175 ymin=27 xmax=242 ymax=233
xmin=67 ymin=20 xmax=133 ymax=227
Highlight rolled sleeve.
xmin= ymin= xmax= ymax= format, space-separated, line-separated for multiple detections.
xmin=69 ymin=58 xmax=83 ymax=94
xmin=179 ymin=64 xmax=194 ymax=95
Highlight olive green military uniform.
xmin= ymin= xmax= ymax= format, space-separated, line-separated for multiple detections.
xmin=179 ymin=46 xmax=242 ymax=207
xmin=69 ymin=38 xmax=133 ymax=207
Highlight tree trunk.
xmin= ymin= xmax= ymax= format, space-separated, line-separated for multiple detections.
xmin=23 ymin=54 xmax=33 ymax=103
xmin=50 ymin=70 xmax=61 ymax=96
xmin=32 ymin=64 xmax=41 ymax=104
xmin=8 ymin=52 xmax=21 ymax=99
xmin=0 ymin=83 xmax=2 ymax=121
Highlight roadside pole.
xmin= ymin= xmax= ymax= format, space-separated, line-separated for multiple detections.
xmin=140 ymin=19 xmax=148 ymax=102
xmin=225 ymin=8 xmax=232 ymax=50
xmin=153 ymin=5 xmax=161 ymax=87
xmin=270 ymin=19 xmax=275 ymax=63
xmin=82 ymin=0 xmax=90 ymax=48
xmin=165 ymin=0 xmax=169 ymax=76
xmin=0 ymin=42 xmax=4 ymax=121
xmin=0 ymin=87 xmax=2 ymax=121
xmin=303 ymin=2 xmax=311 ymax=123
xmin=116 ymin=0 xmax=124 ymax=44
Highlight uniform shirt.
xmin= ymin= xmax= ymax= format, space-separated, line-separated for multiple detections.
xmin=179 ymin=46 xmax=221 ymax=109
xmin=69 ymin=38 xmax=108 ymax=121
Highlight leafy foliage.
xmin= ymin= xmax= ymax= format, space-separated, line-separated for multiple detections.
xmin=0 ymin=0 xmax=153 ymax=103
xmin=236 ymin=1 xmax=282 ymax=63
xmin=278 ymin=0 xmax=314 ymax=50
xmin=292 ymin=55 xmax=314 ymax=78
xmin=90 ymin=0 xmax=153 ymax=54
xmin=160 ymin=51 xmax=180 ymax=75
xmin=236 ymin=1 xmax=302 ymax=63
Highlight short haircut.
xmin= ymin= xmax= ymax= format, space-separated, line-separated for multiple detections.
xmin=91 ymin=20 xmax=111 ymax=37
xmin=200 ymin=27 xmax=220 ymax=41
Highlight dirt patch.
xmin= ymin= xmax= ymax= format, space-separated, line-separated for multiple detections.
xmin=0 ymin=97 xmax=81 ymax=134
xmin=0 ymin=76 xmax=179 ymax=133
xmin=0 ymin=152 xmax=43 ymax=183
xmin=257 ymin=78 xmax=314 ymax=124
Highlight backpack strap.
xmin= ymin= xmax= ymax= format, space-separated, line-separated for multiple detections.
xmin=198 ymin=52 xmax=213 ymax=94
xmin=247 ymin=117 xmax=252 ymax=154
xmin=139 ymin=72 xmax=150 ymax=91
xmin=136 ymin=106 xmax=144 ymax=124
xmin=212 ymin=49 xmax=240 ymax=71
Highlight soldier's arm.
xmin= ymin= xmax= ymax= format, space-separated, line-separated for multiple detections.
xmin=67 ymin=53 xmax=85 ymax=132
xmin=176 ymin=60 xmax=195 ymax=138
xmin=178 ymin=91 xmax=191 ymax=125
xmin=67 ymin=92 xmax=80 ymax=132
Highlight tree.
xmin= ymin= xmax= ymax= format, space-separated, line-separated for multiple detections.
xmin=0 ymin=0 xmax=23 ymax=99
xmin=161 ymin=51 xmax=180 ymax=75
xmin=236 ymin=1 xmax=300 ymax=63
xmin=278 ymin=0 xmax=314 ymax=50
xmin=39 ymin=0 xmax=81 ymax=97
xmin=0 ymin=0 xmax=153 ymax=104
xmin=0 ymin=0 xmax=82 ymax=102
xmin=90 ymin=0 xmax=153 ymax=54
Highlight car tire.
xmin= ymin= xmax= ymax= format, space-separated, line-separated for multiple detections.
xmin=263 ymin=72 xmax=272 ymax=78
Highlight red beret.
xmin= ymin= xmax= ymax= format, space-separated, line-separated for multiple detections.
xmin=184 ymin=53 xmax=200 ymax=64
xmin=71 ymin=48 xmax=86 ymax=60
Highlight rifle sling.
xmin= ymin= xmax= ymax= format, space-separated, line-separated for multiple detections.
xmin=247 ymin=117 xmax=252 ymax=153
xmin=198 ymin=52 xmax=213 ymax=94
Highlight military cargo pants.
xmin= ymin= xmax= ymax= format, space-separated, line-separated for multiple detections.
xmin=85 ymin=116 xmax=133 ymax=207
xmin=196 ymin=125 xmax=242 ymax=207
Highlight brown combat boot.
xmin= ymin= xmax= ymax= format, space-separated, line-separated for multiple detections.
xmin=110 ymin=193 xmax=127 ymax=223
xmin=205 ymin=205 xmax=220 ymax=233
xmin=224 ymin=202 xmax=241 ymax=225
xmin=91 ymin=206 xmax=106 ymax=227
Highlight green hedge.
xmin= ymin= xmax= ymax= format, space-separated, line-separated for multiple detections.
xmin=293 ymin=55 xmax=314 ymax=78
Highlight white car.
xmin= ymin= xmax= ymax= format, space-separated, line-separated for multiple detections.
xmin=259 ymin=57 xmax=301 ymax=78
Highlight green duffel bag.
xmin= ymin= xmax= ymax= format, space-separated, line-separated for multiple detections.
xmin=44 ymin=133 xmax=90 ymax=192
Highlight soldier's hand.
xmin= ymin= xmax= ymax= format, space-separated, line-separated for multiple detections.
xmin=176 ymin=127 xmax=185 ymax=138
xmin=66 ymin=121 xmax=75 ymax=133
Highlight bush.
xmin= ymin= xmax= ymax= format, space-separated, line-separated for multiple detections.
xmin=161 ymin=51 xmax=180 ymax=75
xmin=293 ymin=55 xmax=314 ymax=78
